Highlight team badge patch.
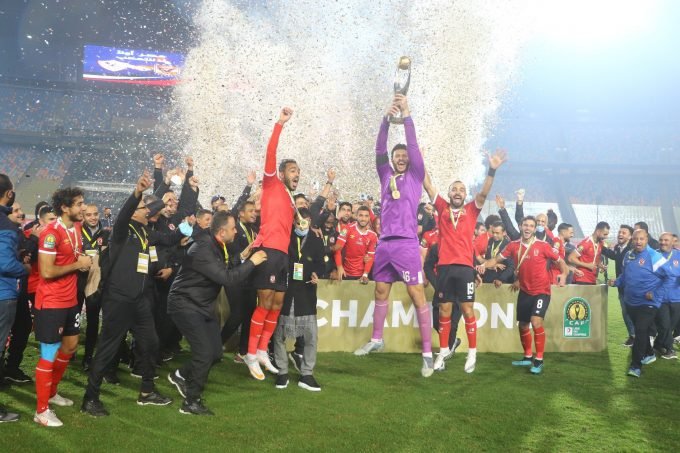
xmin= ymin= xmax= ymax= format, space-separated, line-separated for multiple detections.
xmin=270 ymin=275 xmax=276 ymax=283
xmin=168 ymin=224 xmax=176 ymax=231
xmin=673 ymin=259 xmax=679 ymax=267
xmin=638 ymin=258 xmax=645 ymax=265
xmin=534 ymin=249 xmax=539 ymax=256
xmin=43 ymin=234 xmax=57 ymax=249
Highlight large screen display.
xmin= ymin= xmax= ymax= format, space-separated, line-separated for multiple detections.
xmin=82 ymin=45 xmax=184 ymax=85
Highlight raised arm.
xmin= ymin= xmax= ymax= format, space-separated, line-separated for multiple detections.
xmin=423 ymin=170 xmax=437 ymax=202
xmin=375 ymin=101 xmax=399 ymax=181
xmin=475 ymin=149 xmax=507 ymax=208
xmin=112 ymin=170 xmax=151 ymax=243
xmin=396 ymin=94 xmax=424 ymax=180
xmin=264 ymin=108 xmax=293 ymax=178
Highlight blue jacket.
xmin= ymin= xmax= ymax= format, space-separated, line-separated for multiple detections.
xmin=0 ymin=205 xmax=28 ymax=300
xmin=615 ymin=245 xmax=670 ymax=308
xmin=655 ymin=249 xmax=680 ymax=303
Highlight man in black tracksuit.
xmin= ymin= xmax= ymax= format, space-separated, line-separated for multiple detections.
xmin=167 ymin=211 xmax=266 ymax=415
xmin=480 ymin=221 xmax=515 ymax=286
xmin=82 ymin=171 xmax=173 ymax=417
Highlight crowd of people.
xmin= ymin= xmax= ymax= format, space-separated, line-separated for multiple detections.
xmin=1 ymin=94 xmax=679 ymax=426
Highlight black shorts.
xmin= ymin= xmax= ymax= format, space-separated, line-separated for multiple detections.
xmin=436 ymin=264 xmax=475 ymax=304
xmin=34 ymin=305 xmax=81 ymax=343
xmin=251 ymin=247 xmax=289 ymax=292
xmin=517 ymin=291 xmax=551 ymax=323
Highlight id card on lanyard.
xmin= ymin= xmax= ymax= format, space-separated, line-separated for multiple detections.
xmin=293 ymin=236 xmax=305 ymax=281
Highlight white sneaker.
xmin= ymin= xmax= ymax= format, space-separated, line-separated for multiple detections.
xmin=34 ymin=409 xmax=63 ymax=427
xmin=256 ymin=350 xmax=279 ymax=374
xmin=244 ymin=354 xmax=265 ymax=381
xmin=433 ymin=353 xmax=446 ymax=371
xmin=353 ymin=339 xmax=385 ymax=356
xmin=421 ymin=356 xmax=434 ymax=378
xmin=48 ymin=393 xmax=74 ymax=407
xmin=464 ymin=349 xmax=477 ymax=374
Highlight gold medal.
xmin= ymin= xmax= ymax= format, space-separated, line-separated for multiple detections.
xmin=299 ymin=218 xmax=309 ymax=229
xmin=392 ymin=190 xmax=401 ymax=200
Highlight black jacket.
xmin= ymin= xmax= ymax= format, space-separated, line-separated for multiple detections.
xmin=482 ymin=238 xmax=515 ymax=284
xmin=282 ymin=231 xmax=326 ymax=317
xmin=167 ymin=233 xmax=255 ymax=318
xmin=602 ymin=241 xmax=633 ymax=296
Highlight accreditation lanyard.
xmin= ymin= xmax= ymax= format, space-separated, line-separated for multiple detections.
xmin=240 ymin=221 xmax=255 ymax=244
xmin=222 ymin=243 xmax=229 ymax=264
xmin=449 ymin=207 xmax=464 ymax=230
xmin=296 ymin=236 xmax=308 ymax=262
xmin=57 ymin=218 xmax=80 ymax=258
xmin=517 ymin=238 xmax=536 ymax=271
xmin=82 ymin=227 xmax=96 ymax=248
xmin=490 ymin=240 xmax=502 ymax=258
xmin=129 ymin=223 xmax=148 ymax=252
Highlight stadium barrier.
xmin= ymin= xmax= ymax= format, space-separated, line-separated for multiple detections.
xmin=314 ymin=281 xmax=606 ymax=353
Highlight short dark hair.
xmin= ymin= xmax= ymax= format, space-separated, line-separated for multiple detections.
xmin=634 ymin=221 xmax=649 ymax=232
xmin=595 ymin=221 xmax=610 ymax=231
xmin=238 ymin=200 xmax=255 ymax=212
xmin=52 ymin=187 xmax=84 ymax=216
xmin=546 ymin=209 xmax=558 ymax=223
xmin=338 ymin=201 xmax=352 ymax=211
xmin=620 ymin=224 xmax=634 ymax=235
xmin=475 ymin=222 xmax=485 ymax=231
xmin=210 ymin=211 xmax=235 ymax=236
xmin=0 ymin=174 xmax=12 ymax=197
xmin=491 ymin=220 xmax=505 ymax=231
xmin=278 ymin=159 xmax=297 ymax=173
xmin=34 ymin=201 xmax=49 ymax=218
xmin=38 ymin=205 xmax=55 ymax=219
xmin=391 ymin=144 xmax=407 ymax=159
xmin=357 ymin=205 xmax=371 ymax=215
xmin=521 ymin=215 xmax=537 ymax=226
xmin=297 ymin=207 xmax=311 ymax=220
xmin=293 ymin=193 xmax=307 ymax=202
xmin=196 ymin=208 xmax=212 ymax=219
xmin=484 ymin=214 xmax=501 ymax=230
xmin=557 ymin=223 xmax=573 ymax=233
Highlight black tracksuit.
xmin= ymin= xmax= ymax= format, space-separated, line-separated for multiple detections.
xmin=481 ymin=238 xmax=515 ymax=284
xmin=168 ymin=233 xmax=256 ymax=402
xmin=85 ymin=192 xmax=161 ymax=400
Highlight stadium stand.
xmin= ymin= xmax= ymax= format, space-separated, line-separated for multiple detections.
xmin=573 ymin=204 xmax=664 ymax=238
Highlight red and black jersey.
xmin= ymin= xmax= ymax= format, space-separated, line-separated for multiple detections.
xmin=499 ymin=239 xmax=559 ymax=296
xmin=35 ymin=220 xmax=82 ymax=309
xmin=334 ymin=224 xmax=378 ymax=277
xmin=433 ymin=195 xmax=481 ymax=267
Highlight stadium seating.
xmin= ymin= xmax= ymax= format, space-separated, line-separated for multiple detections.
xmin=573 ymin=204 xmax=664 ymax=238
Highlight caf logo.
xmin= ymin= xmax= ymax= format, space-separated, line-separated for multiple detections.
xmin=565 ymin=299 xmax=589 ymax=321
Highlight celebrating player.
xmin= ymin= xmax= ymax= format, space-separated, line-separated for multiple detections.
xmin=423 ymin=148 xmax=507 ymax=373
xmin=353 ymin=94 xmax=435 ymax=377
xmin=478 ymin=216 xmax=568 ymax=374
xmin=334 ymin=206 xmax=378 ymax=283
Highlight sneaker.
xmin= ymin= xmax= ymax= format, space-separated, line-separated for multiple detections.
xmin=161 ymin=350 xmax=174 ymax=362
xmin=421 ymin=356 xmax=434 ymax=377
xmin=661 ymin=349 xmax=677 ymax=360
xmin=33 ymin=409 xmax=63 ymax=427
xmin=81 ymin=399 xmax=109 ymax=417
xmin=3 ymin=367 xmax=32 ymax=384
xmin=256 ymin=350 xmax=279 ymax=374
xmin=137 ymin=391 xmax=172 ymax=406
xmin=244 ymin=354 xmax=265 ymax=381
xmin=623 ymin=336 xmax=634 ymax=347
xmin=103 ymin=372 xmax=120 ymax=385
xmin=275 ymin=373 xmax=289 ymax=389
xmin=48 ymin=393 xmax=74 ymax=407
xmin=512 ymin=357 xmax=533 ymax=367
xmin=168 ymin=370 xmax=187 ymax=398
xmin=0 ymin=406 xmax=20 ymax=423
xmin=464 ymin=350 xmax=477 ymax=374
xmin=627 ymin=367 xmax=641 ymax=378
xmin=448 ymin=337 xmax=462 ymax=357
xmin=641 ymin=354 xmax=657 ymax=365
xmin=298 ymin=375 xmax=321 ymax=392
xmin=180 ymin=399 xmax=213 ymax=416
xmin=530 ymin=359 xmax=544 ymax=375
xmin=353 ymin=339 xmax=385 ymax=356
xmin=433 ymin=353 xmax=446 ymax=371
xmin=130 ymin=370 xmax=160 ymax=380
xmin=233 ymin=353 xmax=246 ymax=364
xmin=289 ymin=352 xmax=303 ymax=372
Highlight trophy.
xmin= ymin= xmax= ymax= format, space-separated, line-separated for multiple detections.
xmin=388 ymin=56 xmax=412 ymax=124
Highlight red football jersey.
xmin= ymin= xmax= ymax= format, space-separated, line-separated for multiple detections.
xmin=473 ymin=232 xmax=490 ymax=261
xmin=434 ymin=195 xmax=481 ymax=267
xmin=420 ymin=229 xmax=439 ymax=251
xmin=35 ymin=220 xmax=82 ymax=309
xmin=499 ymin=239 xmax=559 ymax=295
xmin=335 ymin=224 xmax=377 ymax=277
xmin=549 ymin=236 xmax=565 ymax=284
xmin=251 ymin=123 xmax=294 ymax=254
xmin=572 ymin=236 xmax=603 ymax=284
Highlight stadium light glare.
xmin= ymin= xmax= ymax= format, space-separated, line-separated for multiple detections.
xmin=534 ymin=0 xmax=660 ymax=49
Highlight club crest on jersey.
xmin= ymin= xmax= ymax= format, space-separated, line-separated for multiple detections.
xmin=58 ymin=327 xmax=64 ymax=335
xmin=329 ymin=237 xmax=336 ymax=244
xmin=638 ymin=258 xmax=645 ymax=266
xmin=673 ymin=260 xmax=679 ymax=267
xmin=438 ymin=292 xmax=443 ymax=299
xmin=43 ymin=234 xmax=57 ymax=249
xmin=270 ymin=275 xmax=276 ymax=283
xmin=168 ymin=224 xmax=176 ymax=231
xmin=97 ymin=238 xmax=103 ymax=246
xmin=534 ymin=249 xmax=539 ymax=256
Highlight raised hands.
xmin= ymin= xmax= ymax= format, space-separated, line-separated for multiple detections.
xmin=246 ymin=170 xmax=257 ymax=186
xmin=135 ymin=170 xmax=152 ymax=196
xmin=278 ymin=107 xmax=293 ymax=125
xmin=153 ymin=153 xmax=165 ymax=169
xmin=486 ymin=148 xmax=508 ymax=170
xmin=495 ymin=194 xmax=506 ymax=210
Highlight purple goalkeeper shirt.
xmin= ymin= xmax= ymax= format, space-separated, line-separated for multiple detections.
xmin=375 ymin=116 xmax=425 ymax=240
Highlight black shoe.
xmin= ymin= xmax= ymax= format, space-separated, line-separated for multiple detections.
xmin=81 ymin=399 xmax=109 ymax=417
xmin=288 ymin=352 xmax=303 ymax=373
xmin=167 ymin=370 xmax=187 ymax=398
xmin=0 ymin=405 xmax=20 ymax=423
xmin=103 ymin=371 xmax=120 ymax=385
xmin=82 ymin=357 xmax=92 ymax=372
xmin=179 ymin=399 xmax=213 ymax=415
xmin=161 ymin=350 xmax=174 ymax=362
xmin=623 ymin=336 xmax=634 ymax=347
xmin=275 ymin=373 xmax=289 ymax=389
xmin=130 ymin=370 xmax=160 ymax=380
xmin=3 ymin=367 xmax=33 ymax=384
xmin=298 ymin=375 xmax=321 ymax=392
xmin=137 ymin=391 xmax=172 ymax=406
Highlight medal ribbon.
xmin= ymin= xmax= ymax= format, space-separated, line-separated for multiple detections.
xmin=57 ymin=218 xmax=80 ymax=258
xmin=516 ymin=237 xmax=536 ymax=271
xmin=240 ymin=221 xmax=254 ymax=244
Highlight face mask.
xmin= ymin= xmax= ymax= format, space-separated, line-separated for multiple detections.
xmin=295 ymin=228 xmax=309 ymax=237
xmin=179 ymin=221 xmax=194 ymax=237
xmin=536 ymin=225 xmax=545 ymax=233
